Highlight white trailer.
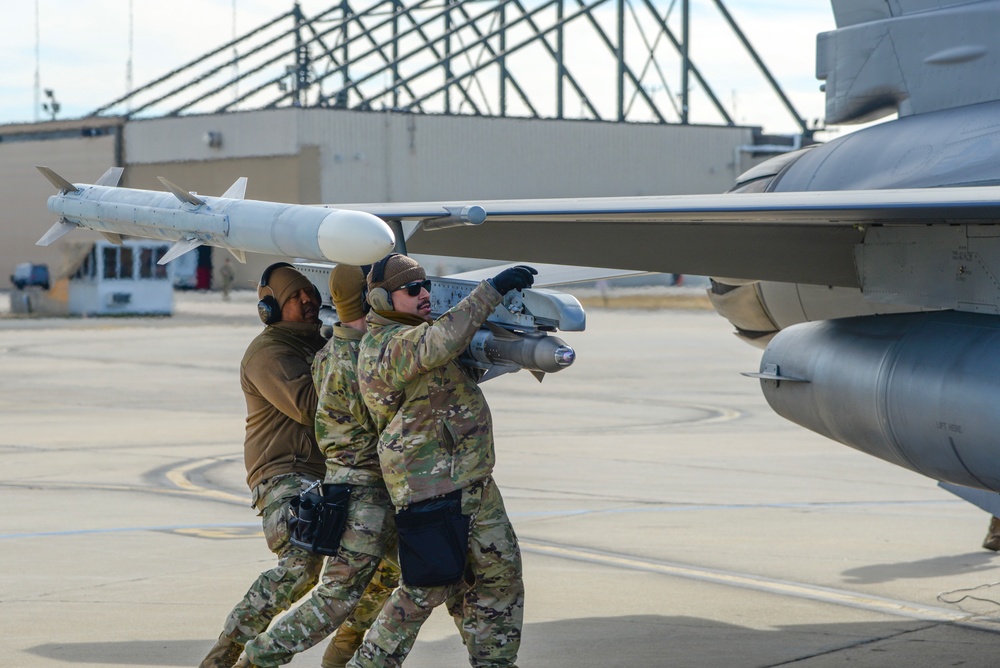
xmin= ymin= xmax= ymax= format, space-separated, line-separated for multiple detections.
xmin=68 ymin=240 xmax=174 ymax=316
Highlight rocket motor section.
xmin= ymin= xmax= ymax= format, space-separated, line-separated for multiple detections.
xmin=755 ymin=311 xmax=1000 ymax=493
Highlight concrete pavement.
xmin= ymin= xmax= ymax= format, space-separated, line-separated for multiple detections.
xmin=3 ymin=292 xmax=1000 ymax=666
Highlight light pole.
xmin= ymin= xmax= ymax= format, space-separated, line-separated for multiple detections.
xmin=42 ymin=89 xmax=60 ymax=121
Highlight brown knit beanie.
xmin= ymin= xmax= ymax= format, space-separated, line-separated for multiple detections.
xmin=367 ymin=254 xmax=426 ymax=295
xmin=329 ymin=264 xmax=366 ymax=323
xmin=258 ymin=265 xmax=313 ymax=309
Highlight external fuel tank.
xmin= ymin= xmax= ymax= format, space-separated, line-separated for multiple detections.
xmin=758 ymin=311 xmax=1000 ymax=492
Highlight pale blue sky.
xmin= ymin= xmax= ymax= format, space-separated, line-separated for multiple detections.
xmin=4 ymin=0 xmax=837 ymax=135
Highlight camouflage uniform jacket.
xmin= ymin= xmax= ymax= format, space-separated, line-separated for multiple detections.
xmin=358 ymin=280 xmax=503 ymax=508
xmin=241 ymin=320 xmax=327 ymax=491
xmin=312 ymin=324 xmax=382 ymax=486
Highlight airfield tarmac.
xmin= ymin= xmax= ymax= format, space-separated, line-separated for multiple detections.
xmin=3 ymin=290 xmax=1000 ymax=667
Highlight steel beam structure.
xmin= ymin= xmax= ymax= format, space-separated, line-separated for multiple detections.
xmin=90 ymin=0 xmax=805 ymax=132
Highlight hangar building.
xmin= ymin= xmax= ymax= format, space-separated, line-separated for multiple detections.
xmin=0 ymin=0 xmax=810 ymax=290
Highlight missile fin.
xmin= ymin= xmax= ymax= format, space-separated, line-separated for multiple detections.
xmin=36 ymin=219 xmax=78 ymax=246
xmin=101 ymin=232 xmax=124 ymax=245
xmin=530 ymin=371 xmax=545 ymax=383
xmin=94 ymin=167 xmax=124 ymax=187
xmin=221 ymin=177 xmax=248 ymax=200
xmin=401 ymin=221 xmax=421 ymax=241
xmin=36 ymin=166 xmax=79 ymax=194
xmin=480 ymin=364 xmax=519 ymax=382
xmin=741 ymin=363 xmax=809 ymax=383
xmin=484 ymin=321 xmax=521 ymax=341
xmin=159 ymin=238 xmax=204 ymax=265
xmin=227 ymin=248 xmax=247 ymax=263
xmin=158 ymin=177 xmax=206 ymax=206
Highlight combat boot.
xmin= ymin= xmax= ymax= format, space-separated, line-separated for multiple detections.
xmin=199 ymin=633 xmax=244 ymax=668
xmin=983 ymin=516 xmax=1000 ymax=551
xmin=321 ymin=626 xmax=365 ymax=668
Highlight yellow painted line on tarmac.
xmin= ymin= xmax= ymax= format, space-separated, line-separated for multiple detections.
xmin=172 ymin=526 xmax=262 ymax=540
xmin=520 ymin=540 xmax=992 ymax=627
xmin=686 ymin=403 xmax=742 ymax=426
xmin=161 ymin=462 xmax=1000 ymax=629
xmin=165 ymin=458 xmax=249 ymax=504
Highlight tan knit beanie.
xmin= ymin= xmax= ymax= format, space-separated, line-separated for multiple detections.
xmin=329 ymin=264 xmax=366 ymax=323
xmin=258 ymin=265 xmax=313 ymax=309
xmin=367 ymin=254 xmax=426 ymax=295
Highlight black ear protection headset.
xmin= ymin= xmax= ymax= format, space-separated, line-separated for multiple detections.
xmin=257 ymin=262 xmax=294 ymax=325
xmin=367 ymin=254 xmax=398 ymax=311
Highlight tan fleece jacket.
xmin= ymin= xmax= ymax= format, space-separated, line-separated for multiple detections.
xmin=240 ymin=320 xmax=327 ymax=491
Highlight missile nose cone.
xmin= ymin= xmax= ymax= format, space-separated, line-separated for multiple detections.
xmin=317 ymin=210 xmax=396 ymax=265
xmin=553 ymin=345 xmax=576 ymax=368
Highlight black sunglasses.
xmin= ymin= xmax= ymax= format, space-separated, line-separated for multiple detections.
xmin=395 ymin=279 xmax=431 ymax=296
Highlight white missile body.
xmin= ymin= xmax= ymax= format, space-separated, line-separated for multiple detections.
xmin=36 ymin=167 xmax=395 ymax=266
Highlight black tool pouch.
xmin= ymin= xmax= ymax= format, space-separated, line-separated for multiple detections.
xmin=395 ymin=489 xmax=470 ymax=587
xmin=289 ymin=483 xmax=351 ymax=556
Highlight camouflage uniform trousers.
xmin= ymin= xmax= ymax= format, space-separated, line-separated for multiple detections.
xmin=220 ymin=474 xmax=326 ymax=645
xmin=348 ymin=476 xmax=524 ymax=668
xmin=244 ymin=483 xmax=399 ymax=666
xmin=337 ymin=557 xmax=400 ymax=637
xmin=314 ymin=559 xmax=400 ymax=668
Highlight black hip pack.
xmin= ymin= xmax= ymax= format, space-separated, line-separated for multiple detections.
xmin=289 ymin=483 xmax=351 ymax=556
xmin=395 ymin=489 xmax=470 ymax=587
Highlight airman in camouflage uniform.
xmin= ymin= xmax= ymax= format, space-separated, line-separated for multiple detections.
xmin=347 ymin=255 xmax=536 ymax=668
xmin=200 ymin=264 xmax=328 ymax=668
xmin=242 ymin=265 xmax=400 ymax=668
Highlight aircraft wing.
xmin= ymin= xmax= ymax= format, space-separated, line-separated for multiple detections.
xmin=444 ymin=263 xmax=650 ymax=287
xmin=334 ymin=186 xmax=1000 ymax=289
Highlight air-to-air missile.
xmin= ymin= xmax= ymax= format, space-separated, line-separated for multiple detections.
xmin=35 ymin=166 xmax=395 ymax=266
xmin=463 ymin=322 xmax=576 ymax=381
xmin=37 ymin=167 xmax=580 ymax=381
xmin=433 ymin=275 xmax=582 ymax=381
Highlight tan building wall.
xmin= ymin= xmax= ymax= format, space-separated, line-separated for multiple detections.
xmin=1 ymin=108 xmax=763 ymax=290
xmin=121 ymin=150 xmax=322 ymax=288
xmin=125 ymin=108 xmax=756 ymax=201
xmin=0 ymin=121 xmax=120 ymax=284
